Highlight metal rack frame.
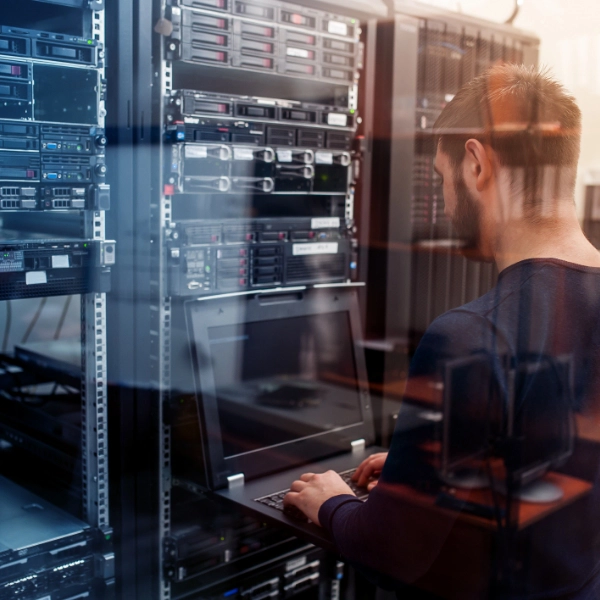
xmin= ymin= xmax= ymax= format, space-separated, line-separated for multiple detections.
xmin=79 ymin=3 xmax=110 ymax=535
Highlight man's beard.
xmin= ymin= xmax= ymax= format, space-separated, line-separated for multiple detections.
xmin=451 ymin=172 xmax=484 ymax=259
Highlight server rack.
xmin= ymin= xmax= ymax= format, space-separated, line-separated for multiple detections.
xmin=142 ymin=0 xmax=386 ymax=598
xmin=0 ymin=1 xmax=115 ymax=599
xmin=365 ymin=1 xmax=539 ymax=395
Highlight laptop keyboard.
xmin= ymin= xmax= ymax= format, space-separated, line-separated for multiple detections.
xmin=254 ymin=469 xmax=369 ymax=521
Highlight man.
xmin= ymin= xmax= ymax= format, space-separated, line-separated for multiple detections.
xmin=283 ymin=64 xmax=600 ymax=598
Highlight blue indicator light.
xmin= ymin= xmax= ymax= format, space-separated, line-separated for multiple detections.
xmin=337 ymin=574 xmax=343 ymax=580
xmin=223 ymin=588 xmax=239 ymax=598
xmin=177 ymin=132 xmax=185 ymax=140
xmin=350 ymin=261 xmax=357 ymax=269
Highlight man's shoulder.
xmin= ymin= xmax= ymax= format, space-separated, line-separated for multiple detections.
xmin=427 ymin=273 xmax=519 ymax=335
xmin=411 ymin=307 xmax=500 ymax=376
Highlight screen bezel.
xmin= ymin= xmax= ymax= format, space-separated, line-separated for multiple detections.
xmin=507 ymin=355 xmax=575 ymax=485
xmin=441 ymin=353 xmax=496 ymax=476
xmin=185 ymin=287 xmax=375 ymax=489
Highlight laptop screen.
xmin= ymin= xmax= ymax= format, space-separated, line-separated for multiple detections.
xmin=186 ymin=288 xmax=375 ymax=487
xmin=208 ymin=311 xmax=363 ymax=458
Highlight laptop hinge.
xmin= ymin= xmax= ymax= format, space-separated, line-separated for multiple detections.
xmin=227 ymin=473 xmax=245 ymax=489
xmin=351 ymin=439 xmax=366 ymax=452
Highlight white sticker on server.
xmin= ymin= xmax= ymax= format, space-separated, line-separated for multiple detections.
xmin=51 ymin=255 xmax=70 ymax=268
xmin=327 ymin=21 xmax=348 ymax=36
xmin=293 ymin=242 xmax=339 ymax=256
xmin=327 ymin=113 xmax=348 ymax=127
xmin=286 ymin=47 xmax=310 ymax=59
xmin=311 ymin=217 xmax=340 ymax=229
xmin=185 ymin=145 xmax=208 ymax=158
xmin=277 ymin=150 xmax=293 ymax=163
xmin=315 ymin=151 xmax=333 ymax=164
xmin=233 ymin=147 xmax=254 ymax=161
xmin=25 ymin=271 xmax=47 ymax=285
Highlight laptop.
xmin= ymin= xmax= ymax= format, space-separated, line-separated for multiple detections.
xmin=184 ymin=286 xmax=384 ymax=551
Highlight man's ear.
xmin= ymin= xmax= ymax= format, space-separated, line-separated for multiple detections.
xmin=464 ymin=139 xmax=493 ymax=192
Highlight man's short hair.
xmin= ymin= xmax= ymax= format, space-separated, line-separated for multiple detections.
xmin=433 ymin=65 xmax=582 ymax=179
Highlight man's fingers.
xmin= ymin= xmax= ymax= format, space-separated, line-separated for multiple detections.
xmin=356 ymin=462 xmax=378 ymax=486
xmin=300 ymin=472 xmax=315 ymax=482
xmin=283 ymin=491 xmax=300 ymax=506
xmin=352 ymin=453 xmax=387 ymax=483
xmin=290 ymin=480 xmax=307 ymax=493
xmin=352 ymin=456 xmax=375 ymax=480
xmin=367 ymin=480 xmax=379 ymax=491
xmin=354 ymin=454 xmax=386 ymax=487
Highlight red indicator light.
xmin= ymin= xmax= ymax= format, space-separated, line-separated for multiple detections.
xmin=263 ymin=59 xmax=272 ymax=67
xmin=211 ymin=235 xmax=219 ymax=242
xmin=308 ymin=36 xmax=315 ymax=44
xmin=164 ymin=184 xmax=174 ymax=195
xmin=239 ymin=249 xmax=247 ymax=256
xmin=11 ymin=66 xmax=21 ymax=75
xmin=218 ymin=104 xmax=227 ymax=113
xmin=265 ymin=28 xmax=274 ymax=37
xmin=278 ymin=232 xmax=285 ymax=239
xmin=217 ymin=127 xmax=229 ymax=132
xmin=216 ymin=35 xmax=225 ymax=45
xmin=217 ymin=19 xmax=226 ymax=28
xmin=239 ymin=268 xmax=247 ymax=275
xmin=239 ymin=279 xmax=247 ymax=286
xmin=308 ymin=231 xmax=315 ymax=238
xmin=245 ymin=233 xmax=253 ymax=241
xmin=26 ymin=170 xmax=35 ymax=178
xmin=239 ymin=259 xmax=247 ymax=265
xmin=291 ymin=14 xmax=303 ymax=24
xmin=217 ymin=0 xmax=225 ymax=7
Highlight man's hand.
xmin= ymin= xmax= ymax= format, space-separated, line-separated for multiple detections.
xmin=283 ymin=471 xmax=355 ymax=526
xmin=352 ymin=452 xmax=388 ymax=489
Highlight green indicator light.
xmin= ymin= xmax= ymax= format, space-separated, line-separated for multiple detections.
xmin=88 ymin=40 xmax=93 ymax=45
xmin=205 ymin=265 xmax=211 ymax=273
xmin=105 ymin=535 xmax=111 ymax=541
xmin=84 ymin=243 xmax=88 ymax=247
xmin=350 ymin=109 xmax=355 ymax=114
xmin=351 ymin=19 xmax=356 ymax=23
xmin=220 ymin=537 xmax=225 ymax=541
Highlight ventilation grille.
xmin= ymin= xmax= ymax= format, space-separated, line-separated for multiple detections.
xmin=286 ymin=254 xmax=345 ymax=282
